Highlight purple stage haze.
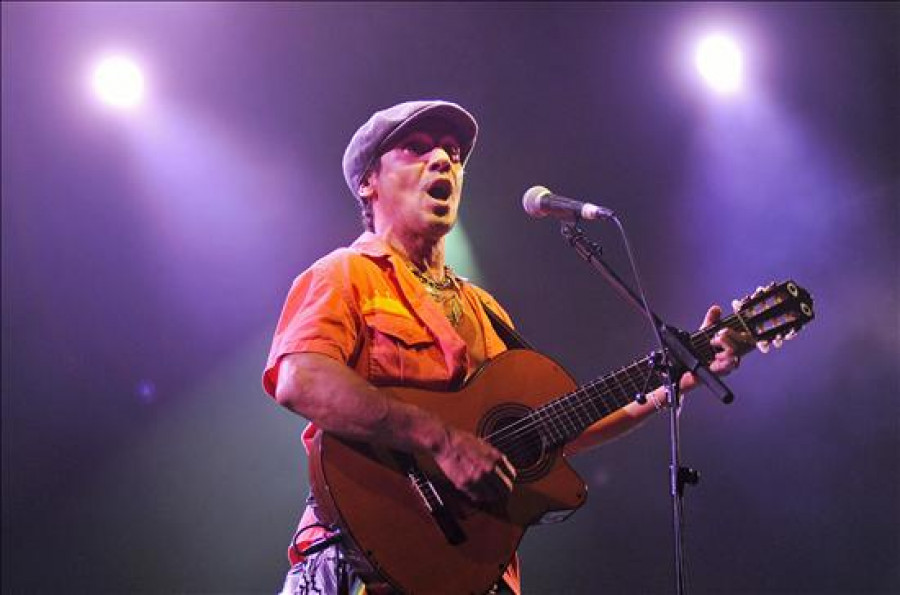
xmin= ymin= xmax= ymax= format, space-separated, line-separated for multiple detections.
xmin=2 ymin=3 xmax=898 ymax=594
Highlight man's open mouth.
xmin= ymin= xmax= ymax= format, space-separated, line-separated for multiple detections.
xmin=426 ymin=179 xmax=453 ymax=201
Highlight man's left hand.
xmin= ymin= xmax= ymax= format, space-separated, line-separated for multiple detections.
xmin=680 ymin=304 xmax=754 ymax=392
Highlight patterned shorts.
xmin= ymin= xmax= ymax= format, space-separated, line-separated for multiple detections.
xmin=278 ymin=545 xmax=365 ymax=595
xmin=277 ymin=544 xmax=514 ymax=595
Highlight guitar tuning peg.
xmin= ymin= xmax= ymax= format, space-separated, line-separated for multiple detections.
xmin=756 ymin=340 xmax=770 ymax=354
xmin=772 ymin=335 xmax=784 ymax=349
xmin=731 ymin=299 xmax=743 ymax=312
xmin=784 ymin=329 xmax=798 ymax=341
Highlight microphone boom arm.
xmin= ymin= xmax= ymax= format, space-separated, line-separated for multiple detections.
xmin=559 ymin=220 xmax=732 ymax=595
xmin=559 ymin=223 xmax=733 ymax=403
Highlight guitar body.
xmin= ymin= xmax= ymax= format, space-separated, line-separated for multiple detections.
xmin=307 ymin=279 xmax=815 ymax=594
xmin=310 ymin=349 xmax=588 ymax=595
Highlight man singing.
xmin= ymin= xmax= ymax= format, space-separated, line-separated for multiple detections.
xmin=263 ymin=100 xmax=745 ymax=594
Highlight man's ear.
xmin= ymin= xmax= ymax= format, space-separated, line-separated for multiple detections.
xmin=358 ymin=171 xmax=376 ymax=200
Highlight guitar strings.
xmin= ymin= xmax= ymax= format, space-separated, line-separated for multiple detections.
xmin=485 ymin=320 xmax=725 ymax=448
xmin=500 ymin=319 xmax=724 ymax=451
xmin=483 ymin=318 xmax=739 ymax=460
xmin=488 ymin=290 xmax=807 ymax=462
xmin=486 ymin=317 xmax=742 ymax=461
xmin=492 ymin=292 xmax=807 ymax=464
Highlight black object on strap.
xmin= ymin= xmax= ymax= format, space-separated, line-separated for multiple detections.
xmin=480 ymin=301 xmax=536 ymax=351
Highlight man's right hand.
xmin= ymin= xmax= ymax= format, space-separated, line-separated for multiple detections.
xmin=432 ymin=428 xmax=517 ymax=502
xmin=276 ymin=352 xmax=517 ymax=502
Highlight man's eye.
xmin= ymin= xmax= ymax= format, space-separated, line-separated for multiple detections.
xmin=402 ymin=141 xmax=430 ymax=155
xmin=443 ymin=144 xmax=462 ymax=162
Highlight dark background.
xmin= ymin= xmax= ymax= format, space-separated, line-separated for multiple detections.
xmin=3 ymin=3 xmax=898 ymax=594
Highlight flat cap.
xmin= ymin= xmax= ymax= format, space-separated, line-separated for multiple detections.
xmin=342 ymin=100 xmax=478 ymax=197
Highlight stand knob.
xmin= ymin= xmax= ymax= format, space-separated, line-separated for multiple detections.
xmin=677 ymin=466 xmax=701 ymax=490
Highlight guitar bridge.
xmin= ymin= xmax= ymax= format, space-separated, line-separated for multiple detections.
xmin=407 ymin=469 xmax=446 ymax=514
xmin=394 ymin=452 xmax=467 ymax=546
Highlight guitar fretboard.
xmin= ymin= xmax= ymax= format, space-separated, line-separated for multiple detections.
xmin=493 ymin=314 xmax=746 ymax=451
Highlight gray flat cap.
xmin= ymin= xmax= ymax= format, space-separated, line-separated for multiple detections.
xmin=342 ymin=100 xmax=478 ymax=197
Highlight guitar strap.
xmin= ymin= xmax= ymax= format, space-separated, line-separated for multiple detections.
xmin=479 ymin=299 xmax=536 ymax=351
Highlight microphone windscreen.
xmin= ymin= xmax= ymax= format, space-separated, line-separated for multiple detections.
xmin=522 ymin=185 xmax=551 ymax=217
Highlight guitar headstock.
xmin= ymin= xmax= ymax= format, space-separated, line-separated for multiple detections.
xmin=731 ymin=280 xmax=815 ymax=353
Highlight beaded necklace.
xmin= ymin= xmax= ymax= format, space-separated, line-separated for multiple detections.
xmin=405 ymin=263 xmax=463 ymax=327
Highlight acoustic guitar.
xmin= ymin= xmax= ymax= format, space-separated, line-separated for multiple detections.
xmin=310 ymin=280 xmax=815 ymax=594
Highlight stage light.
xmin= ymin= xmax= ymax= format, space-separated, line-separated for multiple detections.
xmin=91 ymin=55 xmax=145 ymax=109
xmin=694 ymin=34 xmax=744 ymax=95
xmin=135 ymin=379 xmax=157 ymax=404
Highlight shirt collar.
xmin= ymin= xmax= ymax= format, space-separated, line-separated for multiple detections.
xmin=350 ymin=231 xmax=396 ymax=260
xmin=350 ymin=231 xmax=472 ymax=284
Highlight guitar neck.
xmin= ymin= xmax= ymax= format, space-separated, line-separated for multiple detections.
xmin=532 ymin=314 xmax=746 ymax=448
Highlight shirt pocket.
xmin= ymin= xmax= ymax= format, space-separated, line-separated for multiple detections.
xmin=363 ymin=311 xmax=446 ymax=387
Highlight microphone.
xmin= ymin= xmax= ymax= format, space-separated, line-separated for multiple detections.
xmin=522 ymin=186 xmax=615 ymax=221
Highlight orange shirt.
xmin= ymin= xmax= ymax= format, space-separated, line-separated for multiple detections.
xmin=262 ymin=232 xmax=520 ymax=593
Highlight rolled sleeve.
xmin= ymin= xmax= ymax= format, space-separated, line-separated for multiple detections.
xmin=262 ymin=260 xmax=360 ymax=397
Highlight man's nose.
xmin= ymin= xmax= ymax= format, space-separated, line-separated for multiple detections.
xmin=427 ymin=149 xmax=453 ymax=173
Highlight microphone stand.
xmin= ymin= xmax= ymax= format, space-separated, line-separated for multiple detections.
xmin=559 ymin=221 xmax=733 ymax=595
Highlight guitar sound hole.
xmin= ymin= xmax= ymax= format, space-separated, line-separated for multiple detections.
xmin=479 ymin=404 xmax=554 ymax=483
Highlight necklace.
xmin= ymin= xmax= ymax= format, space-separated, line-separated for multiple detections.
xmin=406 ymin=263 xmax=463 ymax=327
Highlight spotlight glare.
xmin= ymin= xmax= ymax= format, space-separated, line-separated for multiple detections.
xmin=695 ymin=34 xmax=744 ymax=95
xmin=91 ymin=55 xmax=145 ymax=109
